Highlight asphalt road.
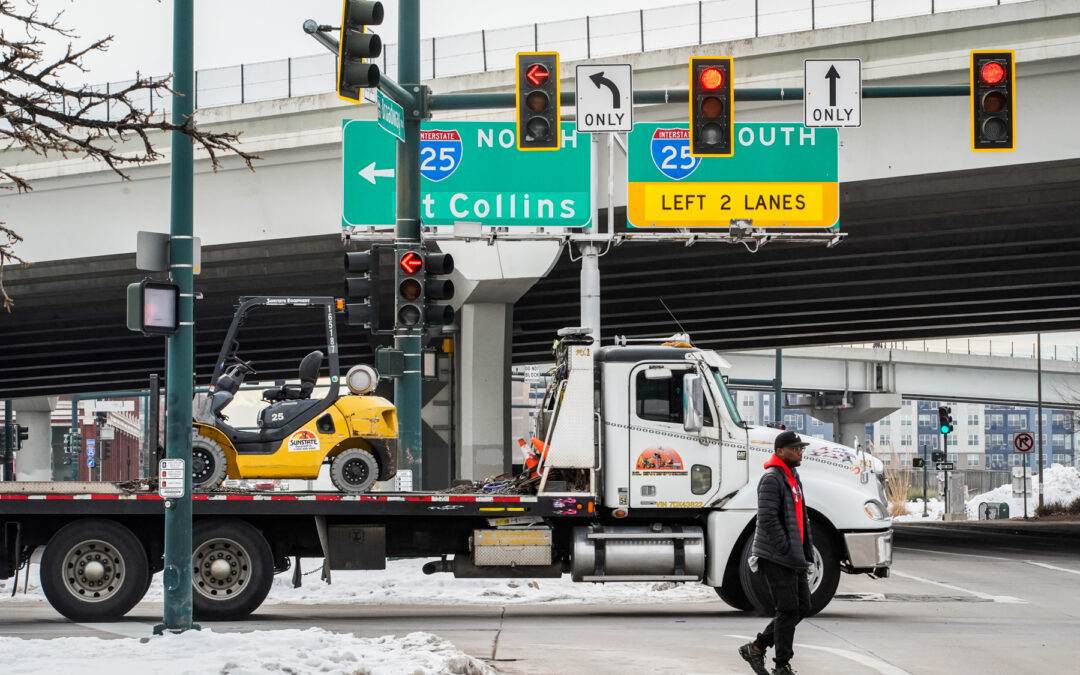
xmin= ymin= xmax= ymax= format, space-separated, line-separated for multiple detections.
xmin=1 ymin=523 xmax=1078 ymax=674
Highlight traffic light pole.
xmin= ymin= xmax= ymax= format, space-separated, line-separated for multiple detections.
xmin=156 ymin=0 xmax=198 ymax=635
xmin=395 ymin=0 xmax=424 ymax=488
xmin=921 ymin=444 xmax=928 ymax=518
xmin=942 ymin=431 xmax=949 ymax=516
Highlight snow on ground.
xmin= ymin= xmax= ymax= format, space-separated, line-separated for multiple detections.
xmin=894 ymin=463 xmax=1080 ymax=521
xmin=1 ymin=557 xmax=719 ymax=606
xmin=0 ymin=628 xmax=490 ymax=675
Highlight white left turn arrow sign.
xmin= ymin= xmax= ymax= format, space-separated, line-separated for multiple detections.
xmin=358 ymin=162 xmax=395 ymax=185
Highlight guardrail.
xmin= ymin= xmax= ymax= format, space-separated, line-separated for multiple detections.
xmin=83 ymin=0 xmax=1029 ymax=119
xmin=840 ymin=338 xmax=1080 ymax=362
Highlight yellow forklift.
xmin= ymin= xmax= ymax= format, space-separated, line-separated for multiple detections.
xmin=191 ymin=296 xmax=397 ymax=493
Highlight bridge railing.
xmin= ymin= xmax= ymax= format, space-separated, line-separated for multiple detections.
xmin=79 ymin=0 xmax=1030 ymax=119
xmin=840 ymin=338 xmax=1080 ymax=362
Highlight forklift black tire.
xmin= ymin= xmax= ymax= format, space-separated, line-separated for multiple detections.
xmin=191 ymin=519 xmax=273 ymax=621
xmin=330 ymin=448 xmax=379 ymax=493
xmin=40 ymin=519 xmax=150 ymax=622
xmin=192 ymin=435 xmax=227 ymax=489
xmin=738 ymin=521 xmax=841 ymax=617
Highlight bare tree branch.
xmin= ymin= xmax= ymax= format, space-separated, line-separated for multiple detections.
xmin=0 ymin=0 xmax=262 ymax=311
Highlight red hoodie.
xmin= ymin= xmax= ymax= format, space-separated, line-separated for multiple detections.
xmin=764 ymin=453 xmax=805 ymax=543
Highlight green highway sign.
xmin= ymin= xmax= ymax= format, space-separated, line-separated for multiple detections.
xmin=342 ymin=120 xmax=591 ymax=228
xmin=377 ymin=90 xmax=404 ymax=142
xmin=627 ymin=122 xmax=839 ymax=228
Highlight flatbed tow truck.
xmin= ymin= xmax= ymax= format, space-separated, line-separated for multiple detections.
xmin=0 ymin=328 xmax=892 ymax=622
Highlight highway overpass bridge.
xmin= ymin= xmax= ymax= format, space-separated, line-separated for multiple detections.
xmin=1 ymin=0 xmax=1079 ymax=481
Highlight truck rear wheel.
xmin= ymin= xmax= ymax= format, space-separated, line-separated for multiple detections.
xmin=329 ymin=448 xmax=379 ymax=493
xmin=40 ymin=519 xmax=150 ymax=622
xmin=191 ymin=519 xmax=273 ymax=620
xmin=738 ymin=521 xmax=840 ymax=617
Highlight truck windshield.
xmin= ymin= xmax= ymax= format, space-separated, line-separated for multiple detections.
xmin=710 ymin=368 xmax=743 ymax=425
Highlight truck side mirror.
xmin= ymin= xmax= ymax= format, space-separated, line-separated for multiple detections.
xmin=683 ymin=373 xmax=704 ymax=433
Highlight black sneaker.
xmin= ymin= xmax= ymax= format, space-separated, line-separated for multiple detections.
xmin=738 ymin=642 xmax=769 ymax=675
xmin=772 ymin=664 xmax=797 ymax=675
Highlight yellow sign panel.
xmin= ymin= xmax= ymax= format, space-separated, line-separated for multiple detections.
xmin=628 ymin=181 xmax=838 ymax=228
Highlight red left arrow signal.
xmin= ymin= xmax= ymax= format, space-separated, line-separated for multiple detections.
xmin=399 ymin=251 xmax=423 ymax=275
xmin=526 ymin=63 xmax=550 ymax=87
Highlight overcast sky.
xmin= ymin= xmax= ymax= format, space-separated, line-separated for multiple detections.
xmin=29 ymin=0 xmax=701 ymax=83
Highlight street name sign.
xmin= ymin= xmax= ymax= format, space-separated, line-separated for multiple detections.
xmin=377 ymin=89 xmax=405 ymax=142
xmin=804 ymin=59 xmax=861 ymax=128
xmin=84 ymin=400 xmax=135 ymax=412
xmin=575 ymin=64 xmax=633 ymax=133
xmin=1013 ymin=431 xmax=1034 ymax=453
xmin=627 ymin=122 xmax=838 ymax=228
xmin=343 ymin=120 xmax=591 ymax=228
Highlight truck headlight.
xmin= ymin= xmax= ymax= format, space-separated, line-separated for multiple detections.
xmin=863 ymin=500 xmax=888 ymax=521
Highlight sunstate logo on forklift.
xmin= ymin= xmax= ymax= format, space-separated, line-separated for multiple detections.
xmin=287 ymin=429 xmax=321 ymax=452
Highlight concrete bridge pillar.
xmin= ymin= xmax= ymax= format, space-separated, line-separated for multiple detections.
xmin=11 ymin=397 xmax=58 ymax=481
xmin=438 ymin=240 xmax=562 ymax=481
xmin=798 ymin=392 xmax=902 ymax=450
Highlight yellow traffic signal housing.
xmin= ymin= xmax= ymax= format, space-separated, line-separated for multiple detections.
xmin=970 ymin=50 xmax=1015 ymax=152
xmin=689 ymin=56 xmax=734 ymax=157
xmin=516 ymin=52 xmax=561 ymax=150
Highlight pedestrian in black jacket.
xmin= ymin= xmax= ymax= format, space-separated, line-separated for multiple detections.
xmin=739 ymin=430 xmax=814 ymax=675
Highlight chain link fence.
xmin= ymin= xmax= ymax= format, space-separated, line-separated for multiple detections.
xmin=84 ymin=0 xmax=1028 ymax=119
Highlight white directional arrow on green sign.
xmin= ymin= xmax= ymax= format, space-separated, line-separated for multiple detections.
xmin=342 ymin=120 xmax=592 ymax=228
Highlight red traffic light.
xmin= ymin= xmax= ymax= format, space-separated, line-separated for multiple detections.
xmin=399 ymin=251 xmax=423 ymax=275
xmin=980 ymin=61 xmax=1006 ymax=85
xmin=699 ymin=67 xmax=724 ymax=90
xmin=525 ymin=63 xmax=550 ymax=87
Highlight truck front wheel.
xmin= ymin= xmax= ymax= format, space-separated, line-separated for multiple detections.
xmin=191 ymin=519 xmax=273 ymax=620
xmin=738 ymin=521 xmax=840 ymax=617
xmin=40 ymin=519 xmax=150 ymax=622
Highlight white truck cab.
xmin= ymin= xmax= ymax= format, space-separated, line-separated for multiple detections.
xmin=536 ymin=329 xmax=892 ymax=614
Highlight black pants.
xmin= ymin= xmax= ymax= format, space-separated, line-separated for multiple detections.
xmin=754 ymin=558 xmax=812 ymax=668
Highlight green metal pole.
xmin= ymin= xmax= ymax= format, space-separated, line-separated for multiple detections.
xmin=774 ymin=349 xmax=783 ymax=424
xmin=396 ymin=0 xmax=423 ymax=489
xmin=156 ymin=0 xmax=198 ymax=634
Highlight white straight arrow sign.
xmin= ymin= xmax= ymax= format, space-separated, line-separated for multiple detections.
xmin=359 ymin=162 xmax=395 ymax=185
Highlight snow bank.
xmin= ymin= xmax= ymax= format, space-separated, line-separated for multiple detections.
xmin=2 ymin=557 xmax=718 ymax=606
xmin=0 ymin=628 xmax=490 ymax=675
xmin=892 ymin=464 xmax=1080 ymax=520
xmin=965 ymin=463 xmax=1080 ymax=519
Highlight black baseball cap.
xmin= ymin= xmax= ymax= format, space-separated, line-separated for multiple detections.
xmin=774 ymin=430 xmax=810 ymax=451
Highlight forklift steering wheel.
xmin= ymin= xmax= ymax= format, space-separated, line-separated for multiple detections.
xmin=231 ymin=357 xmax=257 ymax=375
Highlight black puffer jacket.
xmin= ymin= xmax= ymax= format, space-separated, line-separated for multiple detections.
xmin=751 ymin=465 xmax=814 ymax=569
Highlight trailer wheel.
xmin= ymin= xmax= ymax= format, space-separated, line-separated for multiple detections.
xmin=191 ymin=519 xmax=273 ymax=621
xmin=738 ymin=521 xmax=841 ymax=617
xmin=192 ymin=435 xmax=227 ymax=489
xmin=329 ymin=448 xmax=379 ymax=493
xmin=40 ymin=519 xmax=150 ymax=622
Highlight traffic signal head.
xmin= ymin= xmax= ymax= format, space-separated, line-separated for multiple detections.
xmin=938 ymin=406 xmax=954 ymax=434
xmin=337 ymin=0 xmax=383 ymax=103
xmin=396 ymin=249 xmax=425 ymax=329
xmin=14 ymin=425 xmax=29 ymax=452
xmin=424 ymin=253 xmax=455 ymax=327
xmin=690 ymin=56 xmax=733 ymax=157
xmin=344 ymin=245 xmax=394 ymax=332
xmin=931 ymin=450 xmax=946 ymax=463
xmin=516 ymin=52 xmax=560 ymax=150
xmin=970 ymin=50 xmax=1014 ymax=151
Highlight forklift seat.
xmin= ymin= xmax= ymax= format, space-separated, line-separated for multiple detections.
xmin=262 ymin=351 xmax=324 ymax=403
